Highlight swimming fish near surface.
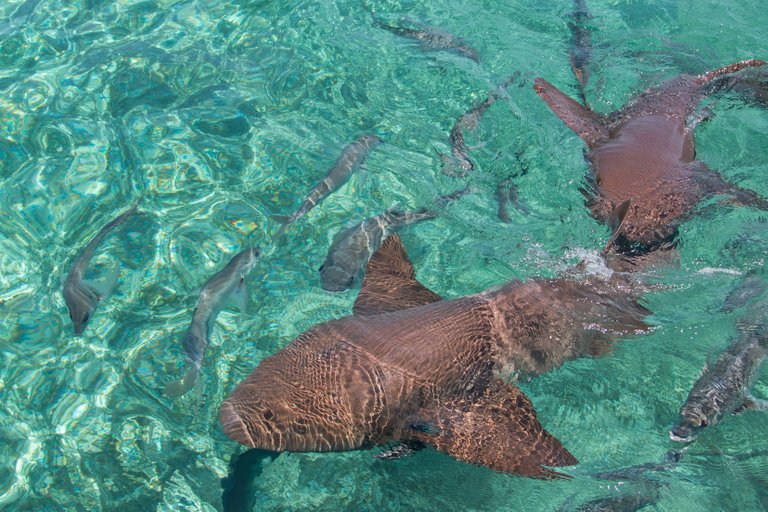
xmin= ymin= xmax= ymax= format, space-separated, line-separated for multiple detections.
xmin=319 ymin=209 xmax=435 ymax=292
xmin=440 ymin=76 xmax=518 ymax=177
xmin=165 ymin=247 xmax=259 ymax=398
xmin=535 ymin=59 xmax=768 ymax=263
xmin=568 ymin=0 xmax=593 ymax=105
xmin=670 ymin=276 xmax=768 ymax=442
xmin=220 ymin=234 xmax=651 ymax=478
xmin=372 ymin=16 xmax=480 ymax=63
xmin=276 ymin=134 xmax=382 ymax=235
xmin=63 ymin=201 xmax=139 ymax=336
xmin=495 ymin=178 xmax=521 ymax=223
xmin=669 ymin=316 xmax=768 ymax=442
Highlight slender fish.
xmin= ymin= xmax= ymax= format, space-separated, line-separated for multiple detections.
xmin=568 ymin=0 xmax=592 ymax=105
xmin=495 ymin=178 xmax=519 ymax=223
xmin=165 ymin=247 xmax=259 ymax=397
xmin=63 ymin=201 xmax=139 ymax=336
xmin=319 ymin=209 xmax=435 ymax=292
xmin=434 ymin=185 xmax=473 ymax=208
xmin=440 ymin=76 xmax=517 ymax=176
xmin=373 ymin=17 xmax=480 ymax=63
xmin=276 ymin=134 xmax=382 ymax=234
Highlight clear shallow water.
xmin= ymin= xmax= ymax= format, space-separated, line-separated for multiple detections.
xmin=1 ymin=0 xmax=768 ymax=510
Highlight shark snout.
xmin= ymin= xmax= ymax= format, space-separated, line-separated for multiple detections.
xmin=220 ymin=399 xmax=258 ymax=448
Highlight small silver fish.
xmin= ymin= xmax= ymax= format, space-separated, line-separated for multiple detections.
xmin=319 ymin=209 xmax=435 ymax=292
xmin=165 ymin=247 xmax=259 ymax=397
xmin=63 ymin=201 xmax=139 ymax=336
xmin=434 ymin=185 xmax=473 ymax=208
xmin=495 ymin=178 xmax=519 ymax=223
xmin=441 ymin=76 xmax=517 ymax=177
xmin=670 ymin=311 xmax=768 ymax=442
xmin=574 ymin=487 xmax=662 ymax=512
xmin=568 ymin=0 xmax=593 ymax=105
xmin=374 ymin=18 xmax=480 ymax=62
xmin=560 ymin=449 xmax=682 ymax=512
xmin=276 ymin=135 xmax=382 ymax=234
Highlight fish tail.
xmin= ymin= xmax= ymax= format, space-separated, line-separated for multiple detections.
xmin=271 ymin=213 xmax=295 ymax=239
xmin=164 ymin=367 xmax=200 ymax=398
xmin=695 ymin=59 xmax=766 ymax=86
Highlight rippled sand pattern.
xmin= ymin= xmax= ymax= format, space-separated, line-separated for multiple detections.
xmin=1 ymin=0 xmax=768 ymax=510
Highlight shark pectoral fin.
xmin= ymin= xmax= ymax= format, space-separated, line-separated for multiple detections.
xmin=412 ymin=381 xmax=577 ymax=479
xmin=353 ymin=234 xmax=442 ymax=315
xmin=602 ymin=199 xmax=631 ymax=254
xmin=692 ymin=162 xmax=768 ymax=210
xmin=164 ymin=367 xmax=200 ymax=398
xmin=533 ymin=77 xmax=607 ymax=146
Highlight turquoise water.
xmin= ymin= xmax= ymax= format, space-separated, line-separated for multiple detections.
xmin=1 ymin=0 xmax=768 ymax=509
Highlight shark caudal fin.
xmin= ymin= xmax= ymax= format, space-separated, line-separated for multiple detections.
xmin=353 ymin=234 xmax=442 ymax=316
xmin=694 ymin=59 xmax=766 ymax=86
xmin=410 ymin=381 xmax=577 ymax=479
xmin=533 ymin=77 xmax=608 ymax=146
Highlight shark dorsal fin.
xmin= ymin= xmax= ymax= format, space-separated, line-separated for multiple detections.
xmin=602 ymin=199 xmax=631 ymax=254
xmin=353 ymin=234 xmax=441 ymax=316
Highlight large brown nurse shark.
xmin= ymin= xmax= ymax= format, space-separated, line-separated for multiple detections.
xmin=534 ymin=59 xmax=768 ymax=264
xmin=220 ymin=235 xmax=651 ymax=478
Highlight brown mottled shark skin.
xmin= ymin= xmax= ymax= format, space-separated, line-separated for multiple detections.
xmin=534 ymin=59 xmax=768 ymax=261
xmin=221 ymin=235 xmax=651 ymax=478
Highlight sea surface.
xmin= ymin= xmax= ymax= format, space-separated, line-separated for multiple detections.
xmin=1 ymin=0 xmax=768 ymax=510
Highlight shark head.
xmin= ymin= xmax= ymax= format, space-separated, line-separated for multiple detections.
xmin=220 ymin=335 xmax=387 ymax=452
xmin=63 ymin=281 xmax=100 ymax=336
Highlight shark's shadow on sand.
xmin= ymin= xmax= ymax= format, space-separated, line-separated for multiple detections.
xmin=219 ymin=234 xmax=652 ymax=489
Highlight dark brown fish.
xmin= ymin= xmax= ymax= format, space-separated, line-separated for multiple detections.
xmin=534 ymin=59 xmax=768 ymax=261
xmin=220 ymin=235 xmax=651 ymax=478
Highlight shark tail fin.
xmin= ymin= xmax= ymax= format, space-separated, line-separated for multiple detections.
xmin=695 ymin=59 xmax=766 ymax=86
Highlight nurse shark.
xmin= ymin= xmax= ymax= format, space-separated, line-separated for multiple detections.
xmin=534 ymin=59 xmax=768 ymax=265
xmin=220 ymin=234 xmax=651 ymax=478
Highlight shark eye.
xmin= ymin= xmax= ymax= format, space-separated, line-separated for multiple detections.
xmin=699 ymin=419 xmax=708 ymax=428
xmin=346 ymin=276 xmax=354 ymax=286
